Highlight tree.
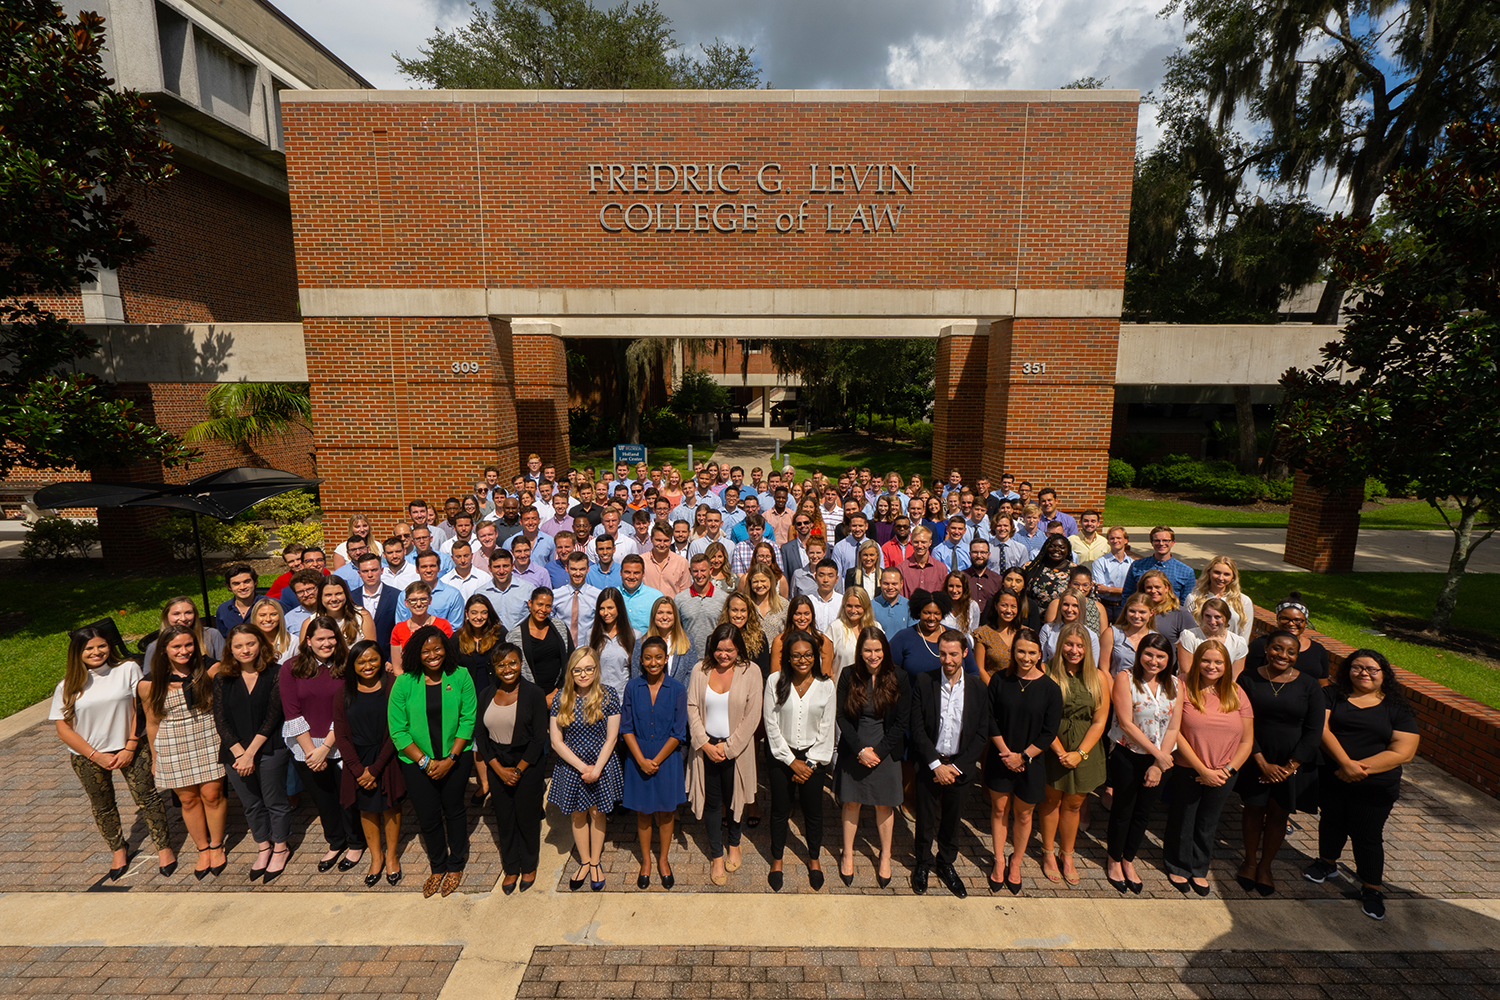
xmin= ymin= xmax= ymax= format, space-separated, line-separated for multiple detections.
xmin=397 ymin=0 xmax=764 ymax=442
xmin=0 ymin=0 xmax=191 ymax=476
xmin=767 ymin=339 xmax=935 ymax=434
xmin=1276 ymin=120 xmax=1500 ymax=633
xmin=184 ymin=382 xmax=313 ymax=463
xmin=1162 ymin=0 xmax=1500 ymax=322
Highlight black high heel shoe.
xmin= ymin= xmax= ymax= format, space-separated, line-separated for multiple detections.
xmin=365 ymin=872 xmax=383 ymax=887
xmin=386 ymin=869 xmax=403 ymax=887
xmin=208 ymin=843 xmax=227 ymax=877
xmin=249 ymin=847 xmax=272 ymax=882
xmin=108 ymin=852 xmax=134 ymax=882
xmin=159 ymin=859 xmax=178 ymax=878
xmin=261 ymin=846 xmax=290 ymax=884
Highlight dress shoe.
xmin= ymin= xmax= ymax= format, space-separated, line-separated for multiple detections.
xmin=589 ymin=864 xmax=605 ymax=892
xmin=208 ymin=844 xmax=227 ymax=877
xmin=768 ymin=870 xmax=784 ymax=892
xmin=1191 ymin=879 xmax=1212 ymax=897
xmin=1169 ymin=876 xmax=1191 ymax=893
xmin=658 ymin=868 xmax=674 ymax=890
xmin=317 ymin=852 xmax=343 ymax=873
xmin=517 ymin=873 xmax=534 ymax=892
xmin=911 ymin=863 xmax=930 ymax=895
xmin=108 ymin=852 xmax=134 ymax=882
xmin=636 ymin=873 xmax=651 ymax=890
xmin=569 ymin=866 xmax=588 ymax=891
xmin=386 ymin=869 xmax=403 ymax=887
xmin=441 ymin=871 xmax=463 ymax=897
xmin=936 ymin=861 xmax=967 ymax=899
xmin=158 ymin=860 xmax=178 ymax=878
xmin=261 ymin=847 xmax=290 ymax=884
xmin=503 ymin=876 xmax=519 ymax=895
xmin=423 ymin=872 xmax=445 ymax=898
xmin=988 ymin=875 xmax=1005 ymax=894
xmin=338 ymin=850 xmax=364 ymax=873
xmin=810 ymin=869 xmax=825 ymax=891
xmin=1126 ymin=878 xmax=1143 ymax=895
xmin=364 ymin=872 xmax=382 ymax=887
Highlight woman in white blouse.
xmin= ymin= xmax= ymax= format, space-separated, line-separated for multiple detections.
xmin=1178 ymin=598 xmax=1249 ymax=678
xmin=826 ymin=586 xmax=880 ymax=680
xmin=762 ymin=630 xmax=837 ymax=892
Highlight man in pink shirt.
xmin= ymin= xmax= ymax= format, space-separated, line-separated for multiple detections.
xmin=642 ymin=521 xmax=690 ymax=597
xmin=898 ymin=525 xmax=948 ymax=598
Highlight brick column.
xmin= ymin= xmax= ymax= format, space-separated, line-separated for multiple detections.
xmin=981 ymin=317 xmax=1118 ymax=512
xmin=511 ymin=322 xmax=571 ymax=473
xmin=303 ymin=316 xmax=518 ymax=532
xmin=1283 ymin=470 xmax=1361 ymax=572
xmin=931 ymin=322 xmax=989 ymax=484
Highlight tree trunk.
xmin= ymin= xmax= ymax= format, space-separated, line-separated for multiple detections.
xmin=1313 ymin=275 xmax=1346 ymax=325
xmin=1428 ymin=499 xmax=1488 ymax=633
xmin=1233 ymin=387 xmax=1258 ymax=474
xmin=613 ymin=340 xmax=641 ymax=444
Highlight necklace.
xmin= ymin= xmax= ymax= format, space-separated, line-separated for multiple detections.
xmin=1017 ymin=673 xmax=1041 ymax=693
xmin=1265 ymin=667 xmax=1296 ymax=696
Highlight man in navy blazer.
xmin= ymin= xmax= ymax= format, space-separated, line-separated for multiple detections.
xmin=908 ymin=629 xmax=991 ymax=899
xmin=350 ymin=552 xmax=400 ymax=662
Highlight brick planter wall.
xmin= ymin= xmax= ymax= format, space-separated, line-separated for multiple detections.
xmin=1253 ymin=610 xmax=1500 ymax=799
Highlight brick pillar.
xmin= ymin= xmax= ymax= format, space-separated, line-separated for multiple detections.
xmin=931 ymin=322 xmax=989 ymax=484
xmin=981 ymin=317 xmax=1118 ymax=512
xmin=303 ymin=316 xmax=518 ymax=532
xmin=511 ymin=322 xmax=571 ymax=473
xmin=1283 ymin=470 xmax=1361 ymax=572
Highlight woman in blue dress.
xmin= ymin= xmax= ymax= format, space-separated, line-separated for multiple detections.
xmin=548 ymin=647 xmax=623 ymax=891
xmin=620 ymin=635 xmax=688 ymax=890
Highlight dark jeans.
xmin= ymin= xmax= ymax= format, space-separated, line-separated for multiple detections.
xmin=295 ymin=759 xmax=366 ymax=852
xmin=768 ymin=754 xmax=826 ymax=861
xmin=70 ymin=744 xmax=171 ymax=853
xmin=1163 ymin=766 xmax=1235 ymax=879
xmin=1106 ymin=746 xmax=1163 ymax=863
xmin=1318 ymin=768 xmax=1398 ymax=886
xmin=402 ymin=756 xmax=473 ymax=874
xmin=488 ymin=760 xmax=545 ymax=875
xmin=702 ymin=752 xmax=740 ymax=860
xmin=915 ymin=767 xmax=971 ymax=867
xmin=226 ymin=745 xmax=292 ymax=844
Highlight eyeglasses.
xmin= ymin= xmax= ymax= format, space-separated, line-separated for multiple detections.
xmin=396 ymin=532 xmax=412 ymax=539
xmin=571 ymin=667 xmax=596 ymax=676
xmin=789 ymin=651 xmax=816 ymax=661
xmin=1346 ymin=664 xmax=1381 ymax=676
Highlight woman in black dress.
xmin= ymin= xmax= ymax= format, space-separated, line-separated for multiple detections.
xmin=1235 ymin=629 xmax=1325 ymax=895
xmin=473 ymin=641 xmax=550 ymax=894
xmin=1246 ymin=595 xmax=1330 ymax=680
xmin=332 ymin=640 xmax=405 ymax=887
xmin=834 ymin=627 xmax=910 ymax=888
xmin=453 ymin=595 xmax=501 ymax=804
xmin=507 ymin=588 xmax=573 ymax=701
xmin=984 ymin=627 xmax=1063 ymax=894
xmin=1303 ymin=648 xmax=1420 ymax=921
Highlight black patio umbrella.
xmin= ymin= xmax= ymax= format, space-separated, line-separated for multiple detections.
xmin=36 ymin=467 xmax=323 ymax=618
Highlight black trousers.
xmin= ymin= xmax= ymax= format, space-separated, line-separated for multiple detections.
xmin=401 ymin=756 xmax=474 ymax=874
xmin=295 ymin=760 xmax=366 ymax=852
xmin=768 ymin=755 xmax=827 ymax=861
xmin=1106 ymin=746 xmax=1163 ymax=863
xmin=702 ymin=754 xmax=740 ymax=860
xmin=915 ymin=767 xmax=971 ymax=867
xmin=1162 ymin=766 xmax=1235 ymax=879
xmin=488 ymin=760 xmax=545 ymax=875
xmin=1318 ymin=768 xmax=1398 ymax=886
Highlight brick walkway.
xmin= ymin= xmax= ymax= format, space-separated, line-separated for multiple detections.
xmin=0 ymin=721 xmax=508 ymax=893
xmin=557 ymin=749 xmax=1500 ymax=898
xmin=0 ymin=944 xmax=461 ymax=999
xmin=518 ymin=946 xmax=1500 ymax=999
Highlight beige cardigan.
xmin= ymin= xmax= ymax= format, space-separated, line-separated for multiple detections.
xmin=685 ymin=660 xmax=763 ymax=821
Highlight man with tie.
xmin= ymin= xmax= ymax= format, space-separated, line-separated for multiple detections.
xmin=908 ymin=630 xmax=991 ymax=899
xmin=351 ymin=552 xmax=401 ymax=662
xmin=552 ymin=552 xmax=600 ymax=646
xmin=930 ymin=517 xmax=971 ymax=574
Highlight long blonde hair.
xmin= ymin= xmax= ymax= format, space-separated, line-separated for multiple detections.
xmin=644 ymin=596 xmax=690 ymax=656
xmin=837 ymin=584 xmax=873 ymax=631
xmin=1138 ymin=569 xmax=1181 ymax=612
xmin=249 ymin=598 xmax=293 ymax=660
xmin=744 ymin=567 xmax=785 ymax=615
xmin=1192 ymin=555 xmax=1246 ymax=619
xmin=556 ymin=648 xmax=606 ymax=728
xmin=158 ymin=597 xmax=205 ymax=646
xmin=1045 ymin=622 xmax=1106 ymax=709
xmin=1184 ymin=639 xmax=1240 ymax=713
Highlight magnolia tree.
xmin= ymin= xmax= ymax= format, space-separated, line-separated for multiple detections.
xmin=1277 ymin=121 xmax=1500 ymax=632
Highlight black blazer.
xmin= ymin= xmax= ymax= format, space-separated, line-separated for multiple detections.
xmin=834 ymin=668 xmax=911 ymax=766
xmin=909 ymin=670 xmax=991 ymax=776
xmin=352 ymin=584 xmax=401 ymax=659
xmin=471 ymin=678 xmax=550 ymax=769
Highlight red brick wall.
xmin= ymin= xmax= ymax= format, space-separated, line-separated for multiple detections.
xmin=513 ymin=330 xmax=571 ymax=471
xmin=302 ymin=316 xmax=518 ymax=533
xmin=283 ymin=99 xmax=1136 ymax=290
xmin=931 ymin=329 xmax=989 ymax=482
xmin=1284 ymin=470 xmax=1361 ymax=573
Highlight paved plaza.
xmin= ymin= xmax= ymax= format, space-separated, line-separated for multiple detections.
xmin=3 ymin=699 xmax=1498 ymax=999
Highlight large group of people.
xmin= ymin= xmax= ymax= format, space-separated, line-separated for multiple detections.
xmin=52 ymin=455 xmax=1418 ymax=917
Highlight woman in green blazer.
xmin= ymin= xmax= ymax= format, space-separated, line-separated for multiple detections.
xmin=388 ymin=624 xmax=477 ymax=898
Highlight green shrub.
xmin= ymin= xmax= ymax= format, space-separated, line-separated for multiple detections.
xmin=641 ymin=407 xmax=690 ymax=446
xmin=668 ymin=368 xmax=731 ymax=416
xmin=275 ymin=521 xmax=324 ymax=551
xmin=1107 ymin=458 xmax=1136 ymax=488
xmin=1138 ymin=455 xmax=1282 ymax=505
xmin=1196 ymin=474 xmax=1262 ymax=505
xmin=1263 ymin=478 xmax=1294 ymax=503
xmin=151 ymin=514 xmax=229 ymax=559
xmin=20 ymin=517 xmax=100 ymax=560
xmin=221 ymin=522 xmax=270 ymax=558
xmin=906 ymin=422 xmax=934 ymax=449
xmin=1364 ymin=476 xmax=1389 ymax=501
xmin=246 ymin=489 xmax=320 ymax=525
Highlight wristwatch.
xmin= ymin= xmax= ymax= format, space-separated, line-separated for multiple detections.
xmin=1225 ymin=765 xmax=1238 ymax=776
xmin=449 ymin=751 xmax=462 ymax=762
xmin=1021 ymin=752 xmax=1033 ymax=765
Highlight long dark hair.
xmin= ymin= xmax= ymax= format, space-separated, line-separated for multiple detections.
xmin=61 ymin=626 xmax=125 ymax=727
xmin=457 ymin=594 xmax=499 ymax=655
xmin=343 ymin=639 xmax=389 ymax=707
xmin=219 ymin=622 xmax=276 ymax=681
xmin=782 ymin=594 xmax=820 ymax=637
xmin=146 ymin=625 xmax=211 ymax=718
xmin=843 ymin=625 xmax=900 ymax=718
xmin=775 ymin=629 xmax=827 ymax=706
xmin=1337 ymin=647 xmax=1406 ymax=703
xmin=1131 ymin=633 xmax=1178 ymax=700
xmin=702 ymin=622 xmax=747 ymax=670
xmin=292 ymin=615 xmax=349 ymax=680
xmin=589 ymin=587 xmax=636 ymax=656
xmin=1026 ymin=535 xmax=1073 ymax=582
xmin=404 ymin=624 xmax=456 ymax=676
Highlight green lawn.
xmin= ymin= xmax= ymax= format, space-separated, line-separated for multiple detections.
xmin=778 ymin=431 xmax=932 ymax=481
xmin=1103 ymin=492 xmax=1462 ymax=531
xmin=0 ymin=568 xmax=259 ymax=720
xmin=1240 ymin=571 xmax=1500 ymax=709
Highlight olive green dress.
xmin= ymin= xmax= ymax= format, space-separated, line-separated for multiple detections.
xmin=1043 ymin=674 xmax=1107 ymax=794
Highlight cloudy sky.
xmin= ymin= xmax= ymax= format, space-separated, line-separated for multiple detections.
xmin=277 ymin=0 xmax=1348 ymax=207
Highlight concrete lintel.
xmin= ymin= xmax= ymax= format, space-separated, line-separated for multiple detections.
xmin=706 ymin=373 xmax=804 ymax=388
xmin=525 ymin=316 xmax=970 ymax=339
xmin=1116 ymin=323 xmax=1343 ymax=385
xmin=298 ymin=287 xmax=487 ymax=317
xmin=74 ymin=322 xmax=308 ymax=383
xmin=1013 ymin=288 xmax=1124 ymax=318
xmin=158 ymin=116 xmax=289 ymax=199
xmin=281 ymin=88 xmax=1142 ymax=106
xmin=485 ymin=287 xmax=1022 ymax=318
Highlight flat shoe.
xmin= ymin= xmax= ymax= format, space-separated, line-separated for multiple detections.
xmin=423 ymin=873 xmax=444 ymax=898
xmin=658 ymin=869 xmax=674 ymax=890
xmin=317 ymin=853 xmax=342 ymax=874
xmin=636 ymin=874 xmax=650 ymax=890
xmin=1192 ymin=880 xmax=1212 ymax=897
xmin=441 ymin=871 xmax=463 ymax=897
xmin=1126 ymin=879 xmax=1143 ymax=895
xmin=1255 ymin=881 xmax=1276 ymax=897
xmin=589 ymin=864 xmax=604 ymax=892
xmin=1235 ymin=874 xmax=1257 ymax=893
xmin=337 ymin=851 xmax=364 ymax=872
xmin=1106 ymin=875 xmax=1128 ymax=893
xmin=386 ymin=870 xmax=403 ymax=886
xmin=1169 ymin=876 xmax=1191 ymax=894
xmin=711 ymin=868 xmax=727 ymax=886
xmin=503 ymin=877 xmax=518 ymax=895
xmin=724 ymin=858 xmax=741 ymax=873
xmin=518 ymin=874 xmax=534 ymax=892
